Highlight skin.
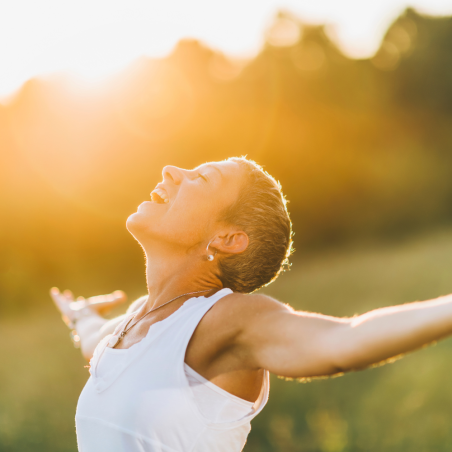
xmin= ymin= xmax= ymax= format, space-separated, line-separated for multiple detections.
xmin=52 ymin=159 xmax=452 ymax=403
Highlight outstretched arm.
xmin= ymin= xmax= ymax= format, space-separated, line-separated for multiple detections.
xmin=50 ymin=288 xmax=146 ymax=361
xmin=236 ymin=293 xmax=452 ymax=379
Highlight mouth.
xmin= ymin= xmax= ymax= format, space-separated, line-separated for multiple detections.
xmin=150 ymin=186 xmax=169 ymax=204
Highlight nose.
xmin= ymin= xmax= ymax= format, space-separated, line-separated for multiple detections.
xmin=162 ymin=165 xmax=185 ymax=185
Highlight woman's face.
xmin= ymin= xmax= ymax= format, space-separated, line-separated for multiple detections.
xmin=126 ymin=160 xmax=245 ymax=253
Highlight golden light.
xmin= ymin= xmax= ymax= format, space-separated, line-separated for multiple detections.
xmin=1 ymin=0 xmax=452 ymax=99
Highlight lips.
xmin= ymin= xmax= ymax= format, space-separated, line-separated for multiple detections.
xmin=150 ymin=186 xmax=169 ymax=203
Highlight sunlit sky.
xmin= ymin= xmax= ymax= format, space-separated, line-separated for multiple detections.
xmin=1 ymin=0 xmax=452 ymax=98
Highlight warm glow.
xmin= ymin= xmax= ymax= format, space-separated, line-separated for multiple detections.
xmin=1 ymin=0 xmax=452 ymax=98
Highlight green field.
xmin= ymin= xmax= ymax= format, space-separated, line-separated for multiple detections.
xmin=2 ymin=228 xmax=452 ymax=451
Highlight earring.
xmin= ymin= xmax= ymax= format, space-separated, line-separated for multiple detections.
xmin=206 ymin=240 xmax=217 ymax=261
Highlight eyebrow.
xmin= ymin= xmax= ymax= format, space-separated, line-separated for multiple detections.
xmin=203 ymin=165 xmax=224 ymax=179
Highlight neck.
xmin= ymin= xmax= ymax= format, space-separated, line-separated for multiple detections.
xmin=143 ymin=244 xmax=223 ymax=310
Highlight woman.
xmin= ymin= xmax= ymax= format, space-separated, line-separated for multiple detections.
xmin=52 ymin=157 xmax=452 ymax=452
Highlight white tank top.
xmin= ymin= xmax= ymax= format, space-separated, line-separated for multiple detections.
xmin=95 ymin=354 xmax=254 ymax=423
xmin=76 ymin=288 xmax=270 ymax=452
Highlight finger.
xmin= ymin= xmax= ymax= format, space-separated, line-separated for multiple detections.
xmin=50 ymin=287 xmax=72 ymax=316
xmin=88 ymin=290 xmax=127 ymax=305
xmin=87 ymin=290 xmax=127 ymax=313
xmin=101 ymin=291 xmax=127 ymax=304
xmin=103 ymin=291 xmax=127 ymax=309
xmin=63 ymin=290 xmax=75 ymax=301
xmin=113 ymin=290 xmax=127 ymax=302
xmin=50 ymin=287 xmax=61 ymax=305
xmin=50 ymin=287 xmax=64 ymax=308
xmin=75 ymin=296 xmax=86 ymax=307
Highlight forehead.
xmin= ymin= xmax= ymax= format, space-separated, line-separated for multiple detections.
xmin=197 ymin=161 xmax=245 ymax=204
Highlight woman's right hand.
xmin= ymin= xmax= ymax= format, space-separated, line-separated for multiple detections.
xmin=50 ymin=287 xmax=127 ymax=328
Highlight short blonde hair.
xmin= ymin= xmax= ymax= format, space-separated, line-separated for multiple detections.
xmin=217 ymin=157 xmax=293 ymax=293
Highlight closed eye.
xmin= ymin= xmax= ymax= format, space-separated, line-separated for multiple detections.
xmin=197 ymin=173 xmax=208 ymax=182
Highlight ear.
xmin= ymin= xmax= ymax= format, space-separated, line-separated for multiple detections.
xmin=210 ymin=230 xmax=249 ymax=256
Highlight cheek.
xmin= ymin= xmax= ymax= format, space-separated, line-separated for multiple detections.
xmin=168 ymin=204 xmax=212 ymax=241
xmin=164 ymin=195 xmax=223 ymax=246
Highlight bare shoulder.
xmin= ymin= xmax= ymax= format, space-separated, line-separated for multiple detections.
xmin=189 ymin=291 xmax=292 ymax=368
xmin=204 ymin=291 xmax=292 ymax=334
xmin=219 ymin=291 xmax=292 ymax=312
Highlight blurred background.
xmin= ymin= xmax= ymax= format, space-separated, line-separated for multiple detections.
xmin=1 ymin=1 xmax=452 ymax=450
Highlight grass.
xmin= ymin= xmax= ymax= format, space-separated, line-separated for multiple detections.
xmin=2 ymin=227 xmax=452 ymax=451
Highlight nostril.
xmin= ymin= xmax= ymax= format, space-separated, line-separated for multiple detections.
xmin=162 ymin=165 xmax=185 ymax=185
xmin=164 ymin=170 xmax=174 ymax=182
xmin=162 ymin=165 xmax=184 ymax=185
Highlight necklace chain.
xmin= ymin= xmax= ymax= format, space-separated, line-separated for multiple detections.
xmin=113 ymin=289 xmax=212 ymax=346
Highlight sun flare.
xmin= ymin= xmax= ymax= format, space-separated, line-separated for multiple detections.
xmin=1 ymin=0 xmax=452 ymax=99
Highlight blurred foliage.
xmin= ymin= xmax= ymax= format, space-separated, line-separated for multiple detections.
xmin=2 ymin=8 xmax=452 ymax=314
xmin=2 ymin=5 xmax=452 ymax=451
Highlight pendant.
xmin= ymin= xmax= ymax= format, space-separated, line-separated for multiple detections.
xmin=107 ymin=335 xmax=121 ymax=348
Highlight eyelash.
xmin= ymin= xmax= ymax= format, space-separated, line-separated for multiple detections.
xmin=197 ymin=173 xmax=208 ymax=182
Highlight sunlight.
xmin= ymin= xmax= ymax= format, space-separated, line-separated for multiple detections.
xmin=1 ymin=0 xmax=452 ymax=99
xmin=50 ymin=19 xmax=179 ymax=83
xmin=0 ymin=0 xmax=184 ymax=98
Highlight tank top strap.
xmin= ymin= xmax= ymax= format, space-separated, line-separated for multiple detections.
xmin=170 ymin=287 xmax=234 ymax=359
xmin=89 ymin=288 xmax=234 ymax=392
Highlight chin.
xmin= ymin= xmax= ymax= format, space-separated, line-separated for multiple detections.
xmin=126 ymin=211 xmax=147 ymax=235
xmin=127 ymin=210 xmax=163 ymax=246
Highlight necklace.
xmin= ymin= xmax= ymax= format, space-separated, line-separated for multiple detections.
xmin=107 ymin=289 xmax=212 ymax=348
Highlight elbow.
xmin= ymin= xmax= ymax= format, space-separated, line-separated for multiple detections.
xmin=323 ymin=357 xmax=354 ymax=375
xmin=326 ymin=321 xmax=367 ymax=374
xmin=328 ymin=355 xmax=364 ymax=375
xmin=331 ymin=360 xmax=366 ymax=374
